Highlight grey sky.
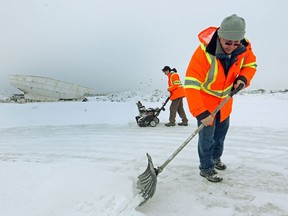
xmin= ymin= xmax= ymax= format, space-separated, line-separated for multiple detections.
xmin=0 ymin=0 xmax=287 ymax=93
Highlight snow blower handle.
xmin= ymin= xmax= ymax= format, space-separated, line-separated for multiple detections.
xmin=163 ymin=97 xmax=170 ymax=105
xmin=160 ymin=97 xmax=170 ymax=111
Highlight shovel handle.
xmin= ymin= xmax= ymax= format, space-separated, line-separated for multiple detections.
xmin=230 ymin=83 xmax=244 ymax=97
xmin=211 ymin=83 xmax=244 ymax=116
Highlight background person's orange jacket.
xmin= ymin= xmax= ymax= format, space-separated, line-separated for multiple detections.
xmin=168 ymin=72 xmax=186 ymax=101
xmin=185 ymin=27 xmax=257 ymax=122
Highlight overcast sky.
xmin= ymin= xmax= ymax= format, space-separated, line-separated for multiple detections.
xmin=0 ymin=0 xmax=287 ymax=93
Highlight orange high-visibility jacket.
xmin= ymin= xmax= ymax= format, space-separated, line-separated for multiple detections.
xmin=185 ymin=27 xmax=257 ymax=122
xmin=168 ymin=72 xmax=186 ymax=101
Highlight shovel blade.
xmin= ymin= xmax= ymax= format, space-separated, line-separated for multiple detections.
xmin=137 ymin=153 xmax=158 ymax=206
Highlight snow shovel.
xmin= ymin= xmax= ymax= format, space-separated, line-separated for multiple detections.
xmin=137 ymin=84 xmax=244 ymax=206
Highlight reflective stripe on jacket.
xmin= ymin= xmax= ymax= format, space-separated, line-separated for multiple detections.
xmin=168 ymin=72 xmax=186 ymax=100
xmin=184 ymin=27 xmax=257 ymax=122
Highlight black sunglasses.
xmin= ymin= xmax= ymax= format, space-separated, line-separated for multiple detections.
xmin=224 ymin=42 xmax=241 ymax=46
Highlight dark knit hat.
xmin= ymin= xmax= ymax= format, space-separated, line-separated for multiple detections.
xmin=218 ymin=14 xmax=246 ymax=41
xmin=162 ymin=66 xmax=171 ymax=72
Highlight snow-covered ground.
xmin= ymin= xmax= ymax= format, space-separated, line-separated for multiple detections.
xmin=0 ymin=91 xmax=287 ymax=216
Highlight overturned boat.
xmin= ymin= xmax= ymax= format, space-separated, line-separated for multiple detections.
xmin=9 ymin=74 xmax=97 ymax=102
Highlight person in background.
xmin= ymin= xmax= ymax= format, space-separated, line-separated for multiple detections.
xmin=162 ymin=66 xmax=188 ymax=127
xmin=184 ymin=14 xmax=257 ymax=182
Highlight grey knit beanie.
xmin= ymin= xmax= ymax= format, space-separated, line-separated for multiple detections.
xmin=218 ymin=14 xmax=246 ymax=40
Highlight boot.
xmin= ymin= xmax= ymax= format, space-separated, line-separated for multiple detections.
xmin=165 ymin=122 xmax=175 ymax=127
xmin=215 ymin=160 xmax=227 ymax=170
xmin=200 ymin=169 xmax=223 ymax=182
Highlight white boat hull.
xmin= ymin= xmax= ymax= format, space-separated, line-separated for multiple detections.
xmin=9 ymin=74 xmax=97 ymax=102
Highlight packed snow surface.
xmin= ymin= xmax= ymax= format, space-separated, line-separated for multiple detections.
xmin=0 ymin=91 xmax=287 ymax=216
